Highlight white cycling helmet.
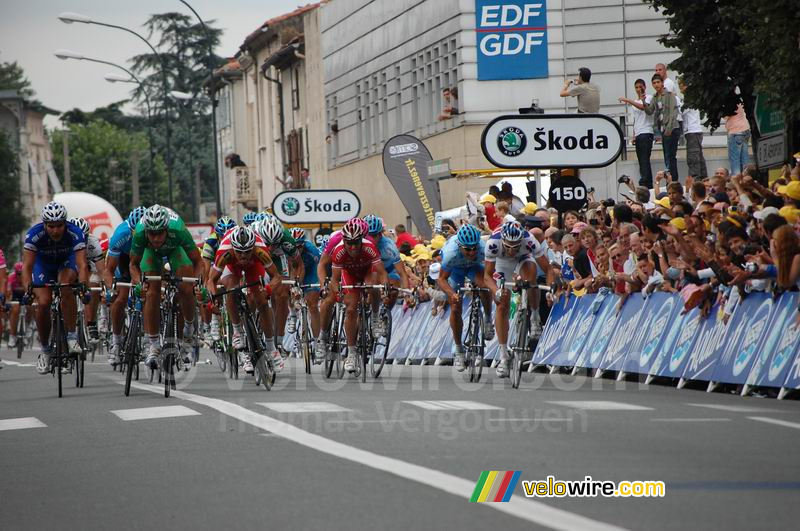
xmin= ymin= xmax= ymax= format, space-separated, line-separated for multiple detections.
xmin=259 ymin=217 xmax=284 ymax=245
xmin=230 ymin=226 xmax=256 ymax=252
xmin=68 ymin=217 xmax=91 ymax=236
xmin=41 ymin=201 xmax=67 ymax=222
xmin=143 ymin=204 xmax=169 ymax=231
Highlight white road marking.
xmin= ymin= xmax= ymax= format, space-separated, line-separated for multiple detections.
xmin=687 ymin=404 xmax=779 ymax=413
xmin=0 ymin=417 xmax=47 ymax=431
xmin=122 ymin=379 xmax=627 ymax=531
xmin=403 ymin=400 xmax=503 ymax=411
xmin=487 ymin=418 xmax=573 ymax=423
xmin=2 ymin=360 xmax=36 ymax=367
xmin=747 ymin=417 xmax=800 ymax=430
xmin=547 ymin=401 xmax=653 ymax=411
xmin=651 ymin=418 xmax=731 ymax=422
xmin=111 ymin=405 xmax=201 ymax=421
xmin=257 ymin=402 xmax=352 ymax=413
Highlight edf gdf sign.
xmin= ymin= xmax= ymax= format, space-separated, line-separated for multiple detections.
xmin=271 ymin=190 xmax=360 ymax=224
xmin=476 ymin=0 xmax=548 ymax=80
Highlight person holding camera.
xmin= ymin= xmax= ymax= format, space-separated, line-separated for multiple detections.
xmin=559 ymin=67 xmax=600 ymax=114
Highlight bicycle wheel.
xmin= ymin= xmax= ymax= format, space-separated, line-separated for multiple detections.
xmin=246 ymin=316 xmax=272 ymax=390
xmin=16 ymin=316 xmax=24 ymax=358
xmin=301 ymin=310 xmax=312 ymax=375
xmin=55 ymin=316 xmax=64 ymax=398
xmin=324 ymin=310 xmax=338 ymax=379
xmin=511 ymin=308 xmax=529 ymax=390
xmin=214 ymin=341 xmax=227 ymax=373
xmin=124 ymin=315 xmax=140 ymax=396
xmin=77 ymin=352 xmax=85 ymax=388
xmin=474 ymin=309 xmax=484 ymax=382
xmin=371 ymin=308 xmax=391 ymax=378
xmin=164 ymin=307 xmax=176 ymax=397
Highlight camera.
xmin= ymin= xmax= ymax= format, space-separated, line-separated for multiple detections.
xmin=601 ymin=198 xmax=616 ymax=207
xmin=587 ymin=187 xmax=595 ymax=194
xmin=617 ymin=175 xmax=631 ymax=184
xmin=745 ymin=262 xmax=759 ymax=274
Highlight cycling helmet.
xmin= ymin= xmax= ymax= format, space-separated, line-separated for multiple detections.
xmin=290 ymin=227 xmax=306 ymax=242
xmin=500 ymin=221 xmax=524 ymax=243
xmin=456 ymin=224 xmax=481 ymax=247
xmin=254 ymin=212 xmax=267 ymax=222
xmin=215 ymin=215 xmax=237 ymax=237
xmin=363 ymin=214 xmax=383 ymax=235
xmin=230 ymin=226 xmax=256 ymax=252
xmin=318 ymin=235 xmax=330 ymax=250
xmin=126 ymin=206 xmax=145 ymax=230
xmin=41 ymin=201 xmax=67 ymax=222
xmin=258 ymin=217 xmax=284 ymax=245
xmin=341 ymin=218 xmax=366 ymax=241
xmin=14 ymin=261 xmax=23 ymax=273
xmin=68 ymin=217 xmax=91 ymax=236
xmin=142 ymin=204 xmax=169 ymax=231
xmin=242 ymin=211 xmax=258 ymax=226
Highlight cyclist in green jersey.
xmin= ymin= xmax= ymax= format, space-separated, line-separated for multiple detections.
xmin=129 ymin=205 xmax=204 ymax=367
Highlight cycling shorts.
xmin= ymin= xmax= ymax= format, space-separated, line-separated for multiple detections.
xmin=140 ymin=246 xmax=192 ymax=275
xmin=302 ymin=270 xmax=320 ymax=293
xmin=341 ymin=269 xmax=372 ymax=295
xmin=33 ymin=255 xmax=77 ymax=284
xmin=220 ymin=261 xmax=268 ymax=289
xmin=114 ymin=254 xmax=132 ymax=282
xmin=446 ymin=264 xmax=484 ymax=291
xmin=492 ymin=255 xmax=535 ymax=281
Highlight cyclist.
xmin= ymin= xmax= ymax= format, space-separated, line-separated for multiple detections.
xmin=202 ymin=216 xmax=237 ymax=339
xmin=326 ymin=218 xmax=389 ymax=373
xmin=208 ymin=226 xmax=283 ymax=373
xmin=485 ymin=221 xmax=553 ymax=378
xmin=129 ymin=205 xmax=204 ymax=369
xmin=436 ymin=224 xmax=493 ymax=372
xmin=68 ymin=217 xmax=106 ymax=343
xmin=363 ymin=214 xmax=408 ymax=337
xmin=22 ymin=201 xmax=90 ymax=374
xmin=252 ymin=217 xmax=304 ymax=353
xmin=104 ymin=206 xmax=146 ymax=365
xmin=286 ymin=227 xmax=323 ymax=362
xmin=242 ymin=211 xmax=258 ymax=227
xmin=6 ymin=262 xmax=28 ymax=349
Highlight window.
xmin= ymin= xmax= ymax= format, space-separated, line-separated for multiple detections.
xmin=291 ymin=67 xmax=300 ymax=110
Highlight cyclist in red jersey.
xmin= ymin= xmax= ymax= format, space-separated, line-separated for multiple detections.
xmin=208 ymin=226 xmax=283 ymax=373
xmin=325 ymin=218 xmax=389 ymax=373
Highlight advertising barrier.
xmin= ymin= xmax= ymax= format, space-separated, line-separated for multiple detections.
xmin=377 ymin=291 xmax=800 ymax=399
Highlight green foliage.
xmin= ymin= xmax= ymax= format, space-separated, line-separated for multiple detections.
xmin=0 ymin=131 xmax=27 ymax=253
xmin=50 ymin=120 xmax=168 ymax=214
xmin=0 ymin=59 xmax=35 ymax=98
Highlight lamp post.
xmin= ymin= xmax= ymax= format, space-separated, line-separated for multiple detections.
xmin=54 ymin=49 xmax=159 ymax=205
xmin=177 ymin=0 xmax=222 ymax=217
xmin=58 ymin=12 xmax=175 ymax=209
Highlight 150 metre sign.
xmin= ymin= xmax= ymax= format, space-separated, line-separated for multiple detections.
xmin=476 ymin=0 xmax=548 ymax=80
xmin=481 ymin=114 xmax=625 ymax=169
xmin=272 ymin=190 xmax=360 ymax=224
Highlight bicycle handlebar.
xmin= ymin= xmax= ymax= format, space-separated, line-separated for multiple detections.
xmin=212 ymin=280 xmax=264 ymax=299
xmin=144 ymin=275 xmax=200 ymax=284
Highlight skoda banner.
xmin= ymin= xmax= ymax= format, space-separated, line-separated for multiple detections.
xmin=382 ymin=134 xmax=441 ymax=239
xmin=271 ymin=189 xmax=360 ymax=224
xmin=481 ymin=114 xmax=625 ymax=169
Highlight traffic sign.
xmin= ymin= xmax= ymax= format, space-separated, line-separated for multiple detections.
xmin=756 ymin=134 xmax=785 ymax=169
xmin=754 ymin=93 xmax=784 ymax=137
xmin=481 ymin=114 xmax=624 ymax=169
xmin=548 ymin=175 xmax=588 ymax=212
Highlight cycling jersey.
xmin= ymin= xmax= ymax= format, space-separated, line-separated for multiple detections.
xmin=130 ymin=214 xmax=196 ymax=274
xmin=440 ymin=236 xmax=485 ymax=289
xmin=107 ymin=222 xmax=134 ymax=258
xmin=8 ymin=270 xmax=23 ymax=292
xmin=201 ymin=231 xmax=220 ymax=261
xmin=0 ymin=248 xmax=5 ymax=269
xmin=214 ymin=233 xmax=273 ymax=286
xmin=24 ymin=221 xmax=86 ymax=262
xmin=265 ymin=228 xmax=298 ymax=276
xmin=332 ymin=239 xmax=381 ymax=290
xmin=323 ymin=231 xmax=376 ymax=256
xmin=484 ymin=231 xmax=545 ymax=280
xmin=373 ymin=234 xmax=402 ymax=281
xmin=298 ymin=239 xmax=321 ymax=290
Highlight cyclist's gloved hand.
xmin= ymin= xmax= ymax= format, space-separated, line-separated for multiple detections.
xmin=0 ymin=293 xmax=5 ymax=305
xmin=21 ymin=292 xmax=33 ymax=306
xmin=199 ymin=286 xmax=210 ymax=303
xmin=494 ymin=288 xmax=504 ymax=303
xmin=105 ymin=288 xmax=114 ymax=304
xmin=81 ymin=289 xmax=92 ymax=305
xmin=133 ymin=283 xmax=143 ymax=298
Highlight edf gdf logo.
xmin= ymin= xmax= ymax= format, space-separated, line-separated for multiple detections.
xmin=498 ymin=127 xmax=526 ymax=157
xmin=281 ymin=197 xmax=300 ymax=216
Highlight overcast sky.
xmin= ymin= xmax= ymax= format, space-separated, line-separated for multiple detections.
xmin=1 ymin=0 xmax=303 ymax=127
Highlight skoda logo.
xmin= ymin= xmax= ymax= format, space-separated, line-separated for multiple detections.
xmin=281 ymin=197 xmax=300 ymax=216
xmin=498 ymin=127 xmax=526 ymax=157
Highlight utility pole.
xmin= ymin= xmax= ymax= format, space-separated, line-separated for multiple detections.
xmin=63 ymin=129 xmax=71 ymax=191
xmin=194 ymin=166 xmax=201 ymax=222
xmin=131 ymin=151 xmax=140 ymax=207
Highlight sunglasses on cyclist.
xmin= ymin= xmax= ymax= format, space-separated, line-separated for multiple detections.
xmin=459 ymin=244 xmax=478 ymax=252
xmin=146 ymin=229 xmax=166 ymax=236
xmin=344 ymin=238 xmax=362 ymax=247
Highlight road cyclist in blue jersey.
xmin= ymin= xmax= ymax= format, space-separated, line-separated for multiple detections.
xmin=22 ymin=201 xmax=90 ymax=375
xmin=363 ymin=214 xmax=409 ymax=338
xmin=436 ymin=224 xmax=494 ymax=371
xmin=286 ymin=227 xmax=324 ymax=363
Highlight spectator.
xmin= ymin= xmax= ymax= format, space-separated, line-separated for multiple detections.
xmin=301 ymin=167 xmax=311 ymax=189
xmin=437 ymin=87 xmax=459 ymax=121
xmin=562 ymin=234 xmax=593 ymax=287
xmin=224 ymin=152 xmax=247 ymax=168
xmin=495 ymin=201 xmax=515 ymax=224
xmin=559 ymin=67 xmax=600 ymax=113
xmin=678 ymin=78 xmax=708 ymax=180
xmin=724 ymin=103 xmax=751 ymax=176
xmin=619 ymin=79 xmax=655 ymax=187
xmin=497 ymin=181 xmax=525 ymax=213
xmin=563 ymin=210 xmax=580 ymax=231
xmin=654 ymin=63 xmax=678 ymax=94
xmin=478 ymin=193 xmax=501 ymax=230
xmin=644 ymin=74 xmax=681 ymax=183
xmin=395 ymin=224 xmax=418 ymax=249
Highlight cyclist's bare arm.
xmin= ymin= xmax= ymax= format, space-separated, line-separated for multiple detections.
xmin=75 ymin=248 xmax=89 ymax=284
xmin=21 ymin=249 xmax=35 ymax=292
xmin=317 ymin=253 xmax=331 ymax=283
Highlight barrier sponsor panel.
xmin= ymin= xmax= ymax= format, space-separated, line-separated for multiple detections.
xmin=648 ymin=306 xmax=702 ymax=380
xmin=532 ymin=296 xmax=577 ymax=365
xmin=596 ymin=294 xmax=646 ymax=375
xmin=747 ymin=293 xmax=800 ymax=391
xmin=622 ymin=293 xmax=681 ymax=376
xmin=573 ymin=293 xmax=619 ymax=370
xmin=680 ymin=307 xmax=725 ymax=385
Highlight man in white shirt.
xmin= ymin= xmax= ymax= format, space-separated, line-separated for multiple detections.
xmin=619 ymin=79 xmax=655 ymax=188
xmin=656 ymin=63 xmax=682 ymax=130
xmin=678 ymin=77 xmax=708 ymax=179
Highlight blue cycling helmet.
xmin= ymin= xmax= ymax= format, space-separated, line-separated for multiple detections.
xmin=215 ymin=215 xmax=237 ymax=237
xmin=456 ymin=224 xmax=481 ymax=247
xmin=319 ymin=235 xmax=330 ymax=250
xmin=127 ymin=206 xmax=147 ymax=229
xmin=254 ymin=212 xmax=268 ymax=222
xmin=242 ymin=211 xmax=258 ymax=226
xmin=500 ymin=221 xmax=524 ymax=243
xmin=363 ymin=214 xmax=383 ymax=235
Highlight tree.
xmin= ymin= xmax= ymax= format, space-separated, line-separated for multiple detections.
xmin=50 ymin=120 xmax=168 ymax=214
xmin=0 ymin=59 xmax=35 ymax=98
xmin=0 ymin=131 xmax=28 ymax=254
xmin=646 ymin=1 xmax=800 ymax=152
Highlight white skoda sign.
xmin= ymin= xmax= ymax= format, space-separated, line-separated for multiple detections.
xmin=272 ymin=190 xmax=361 ymax=224
xmin=481 ymin=114 xmax=625 ymax=169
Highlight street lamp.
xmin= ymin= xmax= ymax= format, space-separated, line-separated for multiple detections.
xmin=55 ymin=49 xmax=159 ymax=204
xmin=58 ymin=12 xmax=176 ymax=209
xmin=177 ymin=0 xmax=223 ymax=217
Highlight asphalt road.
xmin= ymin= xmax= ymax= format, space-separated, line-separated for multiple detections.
xmin=1 ymin=345 xmax=798 ymax=531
